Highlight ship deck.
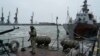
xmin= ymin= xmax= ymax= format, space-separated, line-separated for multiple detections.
xmin=2 ymin=47 xmax=66 ymax=56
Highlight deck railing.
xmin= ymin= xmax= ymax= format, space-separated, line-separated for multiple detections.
xmin=2 ymin=37 xmax=62 ymax=49
xmin=2 ymin=37 xmax=27 ymax=49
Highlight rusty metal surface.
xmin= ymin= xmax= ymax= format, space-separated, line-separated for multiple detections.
xmin=74 ymin=23 xmax=97 ymax=37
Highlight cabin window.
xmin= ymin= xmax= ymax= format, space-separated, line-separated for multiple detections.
xmin=88 ymin=14 xmax=94 ymax=20
xmin=79 ymin=14 xmax=82 ymax=16
xmin=84 ymin=14 xmax=86 ymax=16
xmin=93 ymin=20 xmax=96 ymax=24
xmin=78 ymin=18 xmax=81 ymax=21
xmin=85 ymin=21 xmax=88 ymax=23
xmin=83 ymin=18 xmax=85 ymax=21
xmin=77 ymin=14 xmax=79 ymax=16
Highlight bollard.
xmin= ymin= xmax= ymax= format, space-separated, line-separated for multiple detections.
xmin=21 ymin=37 xmax=26 ymax=52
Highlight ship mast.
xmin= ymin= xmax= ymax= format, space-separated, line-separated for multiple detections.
xmin=82 ymin=0 xmax=89 ymax=13
xmin=67 ymin=7 xmax=70 ymax=23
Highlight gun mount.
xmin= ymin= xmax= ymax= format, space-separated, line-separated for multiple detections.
xmin=0 ymin=27 xmax=19 ymax=35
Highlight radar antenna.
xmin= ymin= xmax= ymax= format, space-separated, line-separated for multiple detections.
xmin=82 ymin=0 xmax=89 ymax=13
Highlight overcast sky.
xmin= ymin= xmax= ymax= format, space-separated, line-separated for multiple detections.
xmin=0 ymin=0 xmax=100 ymax=24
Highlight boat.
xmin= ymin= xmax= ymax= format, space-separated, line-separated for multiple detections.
xmin=0 ymin=0 xmax=99 ymax=56
xmin=63 ymin=0 xmax=98 ymax=39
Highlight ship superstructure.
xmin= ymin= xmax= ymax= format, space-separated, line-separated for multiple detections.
xmin=74 ymin=0 xmax=96 ymax=24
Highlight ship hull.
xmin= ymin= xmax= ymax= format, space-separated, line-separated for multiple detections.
xmin=63 ymin=23 xmax=76 ymax=39
xmin=74 ymin=23 xmax=98 ymax=38
xmin=63 ymin=23 xmax=98 ymax=39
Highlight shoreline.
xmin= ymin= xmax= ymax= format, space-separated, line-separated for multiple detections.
xmin=0 ymin=24 xmax=62 ymax=26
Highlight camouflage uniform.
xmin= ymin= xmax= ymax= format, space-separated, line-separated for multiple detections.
xmin=66 ymin=48 xmax=79 ymax=56
xmin=29 ymin=26 xmax=37 ymax=53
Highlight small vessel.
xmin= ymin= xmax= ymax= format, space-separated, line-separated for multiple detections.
xmin=63 ymin=0 xmax=98 ymax=39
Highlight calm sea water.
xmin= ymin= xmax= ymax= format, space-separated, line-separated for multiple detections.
xmin=0 ymin=25 xmax=66 ymax=47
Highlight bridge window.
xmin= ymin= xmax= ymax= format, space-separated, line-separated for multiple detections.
xmin=78 ymin=18 xmax=81 ymax=21
xmin=83 ymin=18 xmax=85 ymax=21
xmin=88 ymin=14 xmax=94 ymax=19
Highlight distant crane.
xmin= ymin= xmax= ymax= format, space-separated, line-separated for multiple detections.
xmin=7 ymin=11 xmax=10 ymax=24
xmin=1 ymin=7 xmax=5 ymax=24
xmin=14 ymin=8 xmax=18 ymax=24
xmin=30 ymin=12 xmax=34 ymax=24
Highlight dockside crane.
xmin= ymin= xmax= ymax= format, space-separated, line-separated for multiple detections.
xmin=7 ymin=11 xmax=11 ymax=24
xmin=1 ymin=7 xmax=5 ymax=24
xmin=14 ymin=8 xmax=18 ymax=24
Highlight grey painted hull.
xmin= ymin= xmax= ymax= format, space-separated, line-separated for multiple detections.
xmin=63 ymin=23 xmax=76 ymax=39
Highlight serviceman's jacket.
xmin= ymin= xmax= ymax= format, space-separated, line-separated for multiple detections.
xmin=29 ymin=29 xmax=37 ymax=41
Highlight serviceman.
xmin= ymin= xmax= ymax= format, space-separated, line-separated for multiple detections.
xmin=28 ymin=26 xmax=37 ymax=54
xmin=66 ymin=45 xmax=80 ymax=56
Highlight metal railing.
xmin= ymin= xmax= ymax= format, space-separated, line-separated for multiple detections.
xmin=2 ymin=37 xmax=28 ymax=49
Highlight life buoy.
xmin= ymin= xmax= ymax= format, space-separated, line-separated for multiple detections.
xmin=9 ymin=40 xmax=20 ymax=53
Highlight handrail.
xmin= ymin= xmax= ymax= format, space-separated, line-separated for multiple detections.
xmin=3 ymin=37 xmax=23 ymax=41
xmin=51 ymin=39 xmax=57 ymax=49
xmin=2 ymin=36 xmax=63 ymax=50
xmin=2 ymin=37 xmax=26 ymax=49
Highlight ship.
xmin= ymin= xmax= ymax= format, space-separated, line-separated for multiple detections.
xmin=0 ymin=0 xmax=100 ymax=56
xmin=63 ymin=0 xmax=98 ymax=39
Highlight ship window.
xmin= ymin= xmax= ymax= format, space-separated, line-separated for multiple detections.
xmin=88 ymin=14 xmax=94 ymax=19
xmin=84 ymin=14 xmax=86 ymax=16
xmin=66 ymin=32 xmax=69 ymax=35
xmin=77 ymin=14 xmax=80 ymax=16
xmin=93 ymin=20 xmax=96 ymax=24
xmin=85 ymin=21 xmax=88 ymax=23
xmin=83 ymin=18 xmax=85 ymax=21
xmin=83 ymin=14 xmax=86 ymax=16
xmin=77 ymin=14 xmax=79 ymax=16
xmin=78 ymin=18 xmax=81 ymax=21
xmin=80 ymin=14 xmax=82 ymax=16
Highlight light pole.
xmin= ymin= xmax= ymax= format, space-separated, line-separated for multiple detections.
xmin=56 ymin=16 xmax=59 ymax=50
